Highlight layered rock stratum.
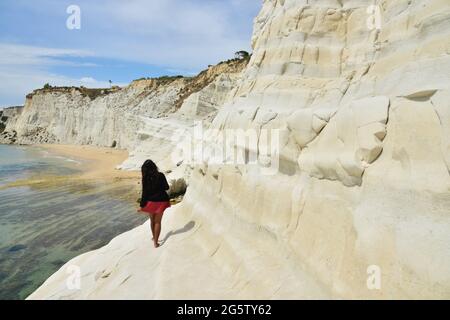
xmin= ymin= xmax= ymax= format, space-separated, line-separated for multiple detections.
xmin=7 ymin=0 xmax=450 ymax=299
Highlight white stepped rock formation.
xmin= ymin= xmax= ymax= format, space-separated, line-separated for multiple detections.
xmin=178 ymin=73 xmax=242 ymax=120
xmin=119 ymin=116 xmax=194 ymax=195
xmin=297 ymin=95 xmax=390 ymax=186
xmin=119 ymin=71 xmax=245 ymax=194
xmin=30 ymin=0 xmax=450 ymax=299
xmin=11 ymin=79 xmax=187 ymax=148
xmin=119 ymin=73 xmax=243 ymax=172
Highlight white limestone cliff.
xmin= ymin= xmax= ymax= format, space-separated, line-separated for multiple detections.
xmin=28 ymin=0 xmax=450 ymax=299
xmin=9 ymin=81 xmax=183 ymax=147
xmin=3 ymin=60 xmax=247 ymax=194
xmin=0 ymin=106 xmax=23 ymax=143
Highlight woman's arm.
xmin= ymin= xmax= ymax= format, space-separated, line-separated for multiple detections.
xmin=140 ymin=178 xmax=148 ymax=208
xmin=161 ymin=173 xmax=170 ymax=191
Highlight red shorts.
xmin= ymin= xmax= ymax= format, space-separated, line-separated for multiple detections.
xmin=141 ymin=201 xmax=171 ymax=214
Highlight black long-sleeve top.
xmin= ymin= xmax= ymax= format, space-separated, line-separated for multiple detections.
xmin=140 ymin=172 xmax=170 ymax=207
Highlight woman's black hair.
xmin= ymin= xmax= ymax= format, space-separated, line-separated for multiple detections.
xmin=141 ymin=159 xmax=159 ymax=183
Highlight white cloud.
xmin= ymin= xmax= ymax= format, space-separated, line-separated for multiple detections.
xmin=0 ymin=44 xmax=126 ymax=107
xmin=80 ymin=77 xmax=97 ymax=83
xmin=0 ymin=43 xmax=93 ymax=66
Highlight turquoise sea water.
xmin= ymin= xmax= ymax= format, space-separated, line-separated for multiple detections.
xmin=0 ymin=145 xmax=146 ymax=299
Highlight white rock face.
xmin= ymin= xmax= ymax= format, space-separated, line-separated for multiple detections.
xmin=29 ymin=0 xmax=450 ymax=299
xmin=12 ymin=80 xmax=186 ymax=148
xmin=298 ymin=95 xmax=390 ymax=186
xmin=0 ymin=106 xmax=23 ymax=143
xmin=178 ymin=73 xmax=241 ymax=119
xmin=120 ymin=73 xmax=242 ymax=172
xmin=1 ymin=106 xmax=23 ymax=128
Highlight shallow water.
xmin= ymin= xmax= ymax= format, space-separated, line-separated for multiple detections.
xmin=0 ymin=145 xmax=147 ymax=299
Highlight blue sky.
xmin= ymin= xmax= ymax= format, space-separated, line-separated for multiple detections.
xmin=0 ymin=0 xmax=261 ymax=107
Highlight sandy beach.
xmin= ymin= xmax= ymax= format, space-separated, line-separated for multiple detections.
xmin=1 ymin=144 xmax=143 ymax=205
xmin=2 ymin=143 xmax=184 ymax=207
xmin=0 ymin=143 xmax=150 ymax=299
xmin=38 ymin=144 xmax=140 ymax=182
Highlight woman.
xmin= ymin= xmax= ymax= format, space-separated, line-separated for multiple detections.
xmin=138 ymin=160 xmax=171 ymax=248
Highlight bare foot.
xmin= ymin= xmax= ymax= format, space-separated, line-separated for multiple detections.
xmin=154 ymin=242 xmax=160 ymax=248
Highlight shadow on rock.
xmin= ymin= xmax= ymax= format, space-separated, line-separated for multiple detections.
xmin=161 ymin=221 xmax=195 ymax=245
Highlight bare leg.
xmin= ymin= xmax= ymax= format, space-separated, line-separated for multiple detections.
xmin=149 ymin=214 xmax=155 ymax=240
xmin=153 ymin=213 xmax=163 ymax=248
